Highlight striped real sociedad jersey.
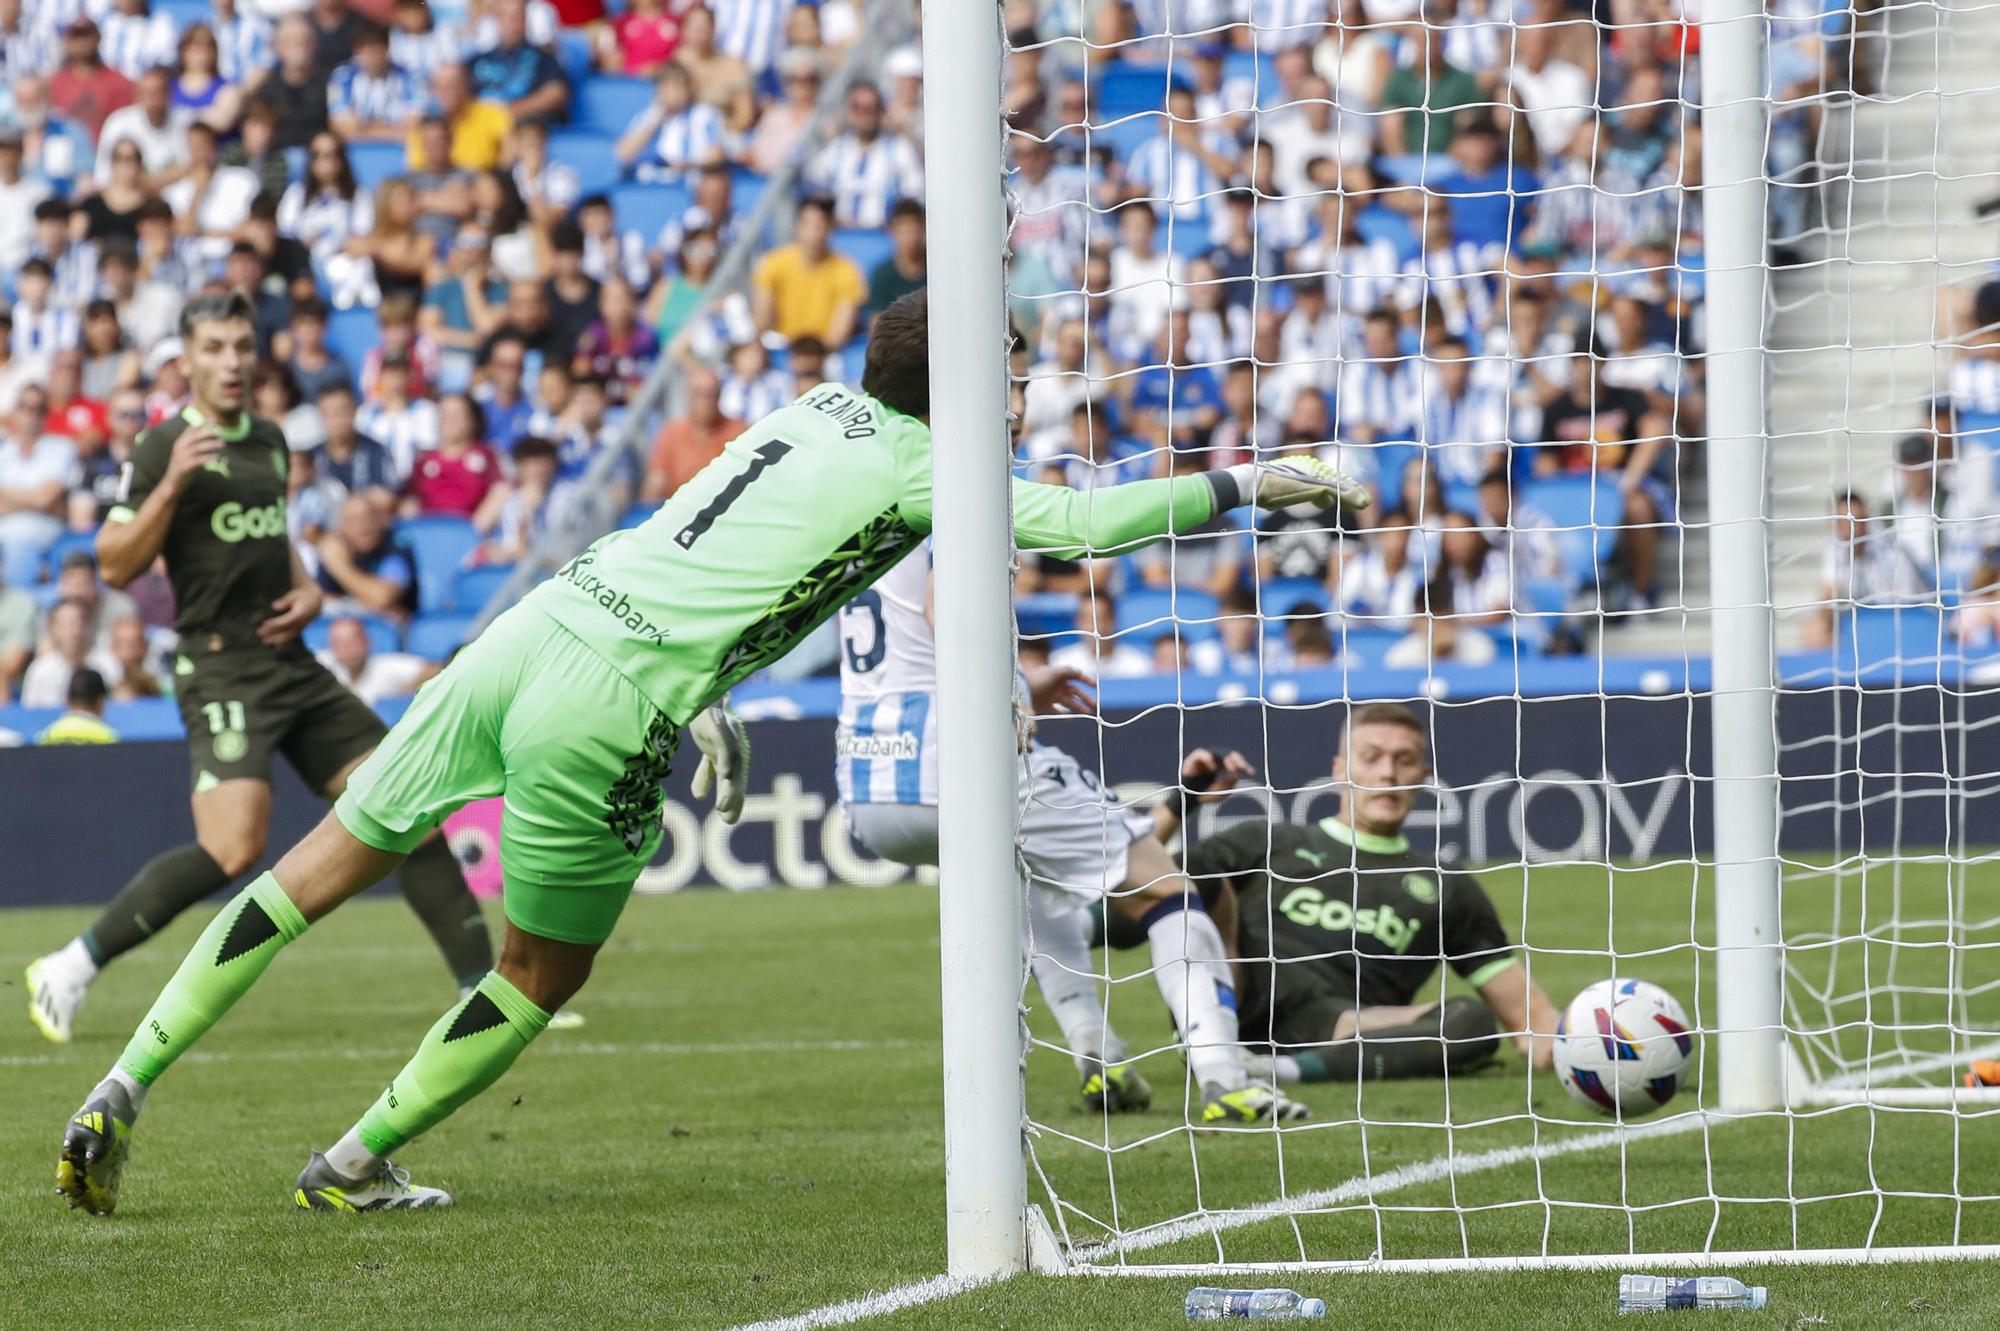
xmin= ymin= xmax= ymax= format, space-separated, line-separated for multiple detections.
xmin=834 ymin=541 xmax=938 ymax=806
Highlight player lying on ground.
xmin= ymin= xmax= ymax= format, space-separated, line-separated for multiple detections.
xmin=25 ymin=292 xmax=491 ymax=1047
xmin=55 ymin=289 xmax=1363 ymax=1215
xmin=836 ymin=541 xmax=1370 ymax=1123
xmin=1138 ymin=702 xmax=1561 ymax=1083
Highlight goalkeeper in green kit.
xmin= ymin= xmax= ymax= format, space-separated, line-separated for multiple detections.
xmin=55 ymin=291 xmax=1367 ymax=1214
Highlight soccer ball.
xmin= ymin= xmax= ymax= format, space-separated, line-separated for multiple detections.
xmin=1553 ymin=979 xmax=1694 ymax=1117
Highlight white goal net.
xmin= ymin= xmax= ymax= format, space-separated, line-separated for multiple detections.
xmin=960 ymin=0 xmax=2000 ymax=1277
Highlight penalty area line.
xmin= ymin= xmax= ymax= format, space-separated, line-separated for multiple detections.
xmin=724 ymin=1110 xmax=1715 ymax=1329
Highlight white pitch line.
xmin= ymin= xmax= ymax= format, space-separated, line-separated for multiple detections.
xmin=724 ymin=1275 xmax=996 ymax=1331
xmin=723 ymin=1110 xmax=1715 ymax=1331
xmin=1815 ymin=1039 xmax=2000 ymax=1090
xmin=0 ymin=1036 xmax=912 ymax=1069
xmin=1072 ymin=1111 xmax=1712 ymax=1263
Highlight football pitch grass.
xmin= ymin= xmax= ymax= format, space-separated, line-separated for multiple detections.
xmin=3 ymin=861 xmax=1998 ymax=1329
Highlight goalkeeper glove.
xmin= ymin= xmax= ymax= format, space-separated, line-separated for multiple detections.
xmin=689 ymin=700 xmax=750 ymax=824
xmin=1227 ymin=457 xmax=1372 ymax=512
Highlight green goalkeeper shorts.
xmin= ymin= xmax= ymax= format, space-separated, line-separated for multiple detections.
xmin=335 ymin=601 xmax=678 ymax=946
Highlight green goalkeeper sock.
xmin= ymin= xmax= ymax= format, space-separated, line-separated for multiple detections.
xmin=352 ymin=971 xmax=551 ymax=1158
xmin=116 ymin=873 xmax=310 ymax=1087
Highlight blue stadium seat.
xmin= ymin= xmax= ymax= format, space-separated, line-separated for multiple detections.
xmin=302 ymin=613 xmax=400 ymax=656
xmin=1091 ymin=113 xmax=1159 ymax=165
xmin=1221 ymin=52 xmax=1279 ymax=106
xmin=348 ymin=141 xmax=408 ymax=191
xmin=1016 ymin=592 xmax=1081 ymax=639
xmin=1335 ymin=626 xmax=1405 ymax=665
xmin=40 ymin=530 xmax=99 ymax=581
xmin=611 ymin=182 xmax=692 ymax=242
xmin=1117 ymin=587 xmax=1220 ymax=646
xmin=1523 ymin=576 xmax=1571 ymax=618
xmin=730 ymin=167 xmax=768 ymax=217
xmin=555 ymin=30 xmax=595 ymax=87
xmin=548 ymin=130 xmax=622 ymax=198
xmin=405 ymin=612 xmax=477 ymax=662
xmin=576 ymin=76 xmax=654 ymax=136
xmin=1375 ymin=154 xmax=1430 ymax=186
xmin=1258 ymin=577 xmax=1328 ymax=615
xmin=326 ymin=307 xmax=378 ymax=372
xmin=831 ymin=227 xmax=894 ymax=275
xmin=453 ymin=563 xmax=516 ymax=612
xmin=1164 ymin=216 xmax=1215 ymax=259
xmin=398 ymin=515 xmax=479 ymax=612
xmin=1524 ymin=475 xmax=1624 ymax=586
xmin=1093 ymin=62 xmax=1189 ymax=122
xmin=1841 ymin=605 xmax=1950 ymax=673
xmin=157 ymin=0 xmax=212 ymax=30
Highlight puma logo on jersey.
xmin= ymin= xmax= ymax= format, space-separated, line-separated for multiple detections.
xmin=204 ymin=457 xmax=231 ymax=478
xmin=1296 ymin=849 xmax=1330 ymax=869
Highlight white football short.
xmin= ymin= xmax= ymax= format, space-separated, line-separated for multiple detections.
xmin=842 ymin=742 xmax=1154 ymax=915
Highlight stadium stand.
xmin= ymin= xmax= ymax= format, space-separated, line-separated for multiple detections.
xmin=0 ymin=0 xmax=1892 ymax=730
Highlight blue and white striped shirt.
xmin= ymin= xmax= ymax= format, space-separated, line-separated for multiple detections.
xmin=11 ymin=303 xmax=80 ymax=360
xmin=1124 ymin=135 xmax=1220 ymax=224
xmin=1127 ymin=0 xmax=1235 ymax=40
xmin=99 ymin=10 xmax=176 ymax=79
xmin=1338 ymin=357 xmax=1423 ymax=441
xmin=212 ymin=9 xmax=273 ymax=85
xmin=34 ymin=241 xmax=100 ymax=312
xmin=580 ymin=226 xmax=648 ymax=289
xmin=328 ymin=61 xmax=423 ymax=128
xmin=1397 ymin=238 xmax=1501 ymax=341
xmin=1416 ymin=375 xmax=1511 ymax=470
xmin=805 ymin=132 xmax=924 ymax=230
xmin=277 ymin=183 xmax=375 ymax=263
xmin=30 ymin=0 xmax=102 ymax=39
xmin=835 ymin=544 xmax=939 ymax=806
xmin=634 ymin=102 xmax=728 ymax=183
xmin=1248 ymin=0 xmax=1326 ymax=48
xmin=2 ymin=21 xmax=61 ymax=81
xmin=718 ymin=366 xmax=790 ymax=425
xmin=390 ymin=23 xmax=464 ymax=81
xmin=355 ymin=398 xmax=441 ymax=483
xmin=1008 ymin=163 xmax=1093 ymax=288
xmin=715 ymin=0 xmax=792 ymax=76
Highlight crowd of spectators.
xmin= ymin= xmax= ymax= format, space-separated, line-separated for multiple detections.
xmin=0 ymin=0 xmax=1858 ymax=714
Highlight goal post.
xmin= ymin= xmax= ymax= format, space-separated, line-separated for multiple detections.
xmin=920 ymin=0 xmax=2000 ymax=1285
xmin=1698 ymin=0 xmax=1787 ymax=1116
xmin=924 ymin=0 xmax=1031 ymax=1283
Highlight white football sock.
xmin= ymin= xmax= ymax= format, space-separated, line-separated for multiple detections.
xmin=325 ymin=1128 xmax=384 ymax=1184
xmin=56 ymin=936 xmax=99 ymax=983
xmin=97 ymin=1064 xmax=148 ymax=1114
xmin=1145 ymin=903 xmax=1244 ymax=1091
xmin=1027 ymin=891 xmax=1126 ymax=1074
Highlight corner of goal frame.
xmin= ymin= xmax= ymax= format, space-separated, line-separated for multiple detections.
xmin=1026 ymin=1204 xmax=1069 ymax=1275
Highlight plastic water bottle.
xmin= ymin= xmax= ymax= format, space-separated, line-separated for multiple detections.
xmin=1617 ymin=1275 xmax=1768 ymax=1313
xmin=1184 ymin=1287 xmax=1327 ymax=1320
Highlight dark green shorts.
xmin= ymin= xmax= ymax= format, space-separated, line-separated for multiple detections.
xmin=173 ymin=644 xmax=386 ymax=796
xmin=335 ymin=602 xmax=678 ymax=946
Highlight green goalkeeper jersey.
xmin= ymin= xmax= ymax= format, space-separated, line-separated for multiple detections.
xmin=526 ymin=383 xmax=1223 ymax=724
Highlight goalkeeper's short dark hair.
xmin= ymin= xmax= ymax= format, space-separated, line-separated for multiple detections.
xmin=863 ymin=289 xmax=929 ymax=419
xmin=179 ymin=290 xmax=257 ymax=340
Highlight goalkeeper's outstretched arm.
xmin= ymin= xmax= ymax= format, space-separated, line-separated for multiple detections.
xmin=1010 ymin=459 xmax=1370 ymax=562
